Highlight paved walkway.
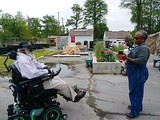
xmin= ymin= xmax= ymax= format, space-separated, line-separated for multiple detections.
xmin=0 ymin=53 xmax=160 ymax=120
xmin=39 ymin=54 xmax=160 ymax=120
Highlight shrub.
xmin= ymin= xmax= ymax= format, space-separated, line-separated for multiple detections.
xmin=94 ymin=42 xmax=116 ymax=62
xmin=94 ymin=41 xmax=104 ymax=61
xmin=100 ymin=50 xmax=116 ymax=62
xmin=112 ymin=45 xmax=125 ymax=52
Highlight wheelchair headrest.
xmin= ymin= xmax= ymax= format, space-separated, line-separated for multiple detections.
xmin=9 ymin=51 xmax=17 ymax=60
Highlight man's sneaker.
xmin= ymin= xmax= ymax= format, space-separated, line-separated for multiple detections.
xmin=73 ymin=85 xmax=80 ymax=93
xmin=74 ymin=90 xmax=86 ymax=102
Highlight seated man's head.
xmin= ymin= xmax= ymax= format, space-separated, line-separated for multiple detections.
xmin=18 ymin=41 xmax=34 ymax=58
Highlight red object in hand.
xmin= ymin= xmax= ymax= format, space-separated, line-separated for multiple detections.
xmin=118 ymin=54 xmax=124 ymax=61
xmin=118 ymin=50 xmax=125 ymax=61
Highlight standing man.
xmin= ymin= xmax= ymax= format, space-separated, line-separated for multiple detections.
xmin=122 ymin=30 xmax=150 ymax=118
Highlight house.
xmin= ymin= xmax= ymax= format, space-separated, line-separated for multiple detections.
xmin=68 ymin=29 xmax=94 ymax=49
xmin=48 ymin=36 xmax=57 ymax=46
xmin=48 ymin=36 xmax=68 ymax=50
xmin=56 ymin=36 xmax=68 ymax=50
xmin=103 ymin=31 xmax=132 ymax=48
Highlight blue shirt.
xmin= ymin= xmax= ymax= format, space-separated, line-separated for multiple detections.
xmin=126 ymin=43 xmax=150 ymax=81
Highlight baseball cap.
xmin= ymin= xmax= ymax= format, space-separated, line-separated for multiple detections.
xmin=18 ymin=41 xmax=30 ymax=49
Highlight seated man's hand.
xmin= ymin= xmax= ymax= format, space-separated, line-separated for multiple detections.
xmin=51 ymin=70 xmax=55 ymax=75
xmin=46 ymin=67 xmax=52 ymax=74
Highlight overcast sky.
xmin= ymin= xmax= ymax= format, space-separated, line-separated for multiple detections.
xmin=0 ymin=0 xmax=135 ymax=31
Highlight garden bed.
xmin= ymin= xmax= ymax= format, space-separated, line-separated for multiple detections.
xmin=92 ymin=54 xmax=121 ymax=74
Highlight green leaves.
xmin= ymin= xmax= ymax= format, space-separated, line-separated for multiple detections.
xmin=41 ymin=15 xmax=61 ymax=37
xmin=120 ymin=0 xmax=160 ymax=34
xmin=0 ymin=12 xmax=63 ymax=45
xmin=66 ymin=4 xmax=83 ymax=29
xmin=83 ymin=0 xmax=108 ymax=27
xmin=94 ymin=41 xmax=104 ymax=59
xmin=94 ymin=42 xmax=116 ymax=62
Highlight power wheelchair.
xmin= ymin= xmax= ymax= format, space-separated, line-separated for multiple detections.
xmin=4 ymin=51 xmax=68 ymax=120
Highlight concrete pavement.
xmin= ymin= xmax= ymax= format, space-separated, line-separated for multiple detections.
xmin=0 ymin=54 xmax=160 ymax=120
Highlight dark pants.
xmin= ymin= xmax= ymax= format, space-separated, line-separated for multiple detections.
xmin=129 ymin=78 xmax=145 ymax=116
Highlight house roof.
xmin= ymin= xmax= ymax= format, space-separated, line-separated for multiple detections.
xmin=69 ymin=29 xmax=93 ymax=36
xmin=104 ymin=31 xmax=131 ymax=39
xmin=48 ymin=36 xmax=56 ymax=38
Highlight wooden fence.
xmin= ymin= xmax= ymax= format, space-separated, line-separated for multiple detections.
xmin=146 ymin=32 xmax=160 ymax=55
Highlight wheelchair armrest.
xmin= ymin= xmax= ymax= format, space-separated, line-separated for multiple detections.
xmin=18 ymin=74 xmax=49 ymax=85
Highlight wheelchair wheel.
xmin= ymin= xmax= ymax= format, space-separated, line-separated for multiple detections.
xmin=7 ymin=104 xmax=14 ymax=116
xmin=41 ymin=106 xmax=62 ymax=120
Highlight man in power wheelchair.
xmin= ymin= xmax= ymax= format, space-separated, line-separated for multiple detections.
xmin=5 ymin=41 xmax=86 ymax=120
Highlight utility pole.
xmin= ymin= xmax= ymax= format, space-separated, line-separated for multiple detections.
xmin=61 ymin=17 xmax=65 ymax=34
xmin=58 ymin=12 xmax=60 ymax=23
xmin=61 ymin=17 xmax=64 ymax=27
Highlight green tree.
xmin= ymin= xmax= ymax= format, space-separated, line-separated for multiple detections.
xmin=0 ymin=11 xmax=66 ymax=45
xmin=0 ymin=12 xmax=33 ymax=44
xmin=120 ymin=0 xmax=160 ymax=34
xmin=0 ymin=29 xmax=13 ymax=45
xmin=27 ymin=17 xmax=42 ymax=38
xmin=66 ymin=4 xmax=83 ymax=29
xmin=0 ymin=13 xmax=14 ymax=44
xmin=83 ymin=0 xmax=108 ymax=27
xmin=41 ymin=15 xmax=62 ymax=38
xmin=142 ymin=0 xmax=160 ymax=33
xmin=94 ymin=22 xmax=108 ymax=40
xmin=83 ymin=0 xmax=108 ymax=39
xmin=13 ymin=11 xmax=32 ymax=40
xmin=120 ymin=0 xmax=143 ymax=31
